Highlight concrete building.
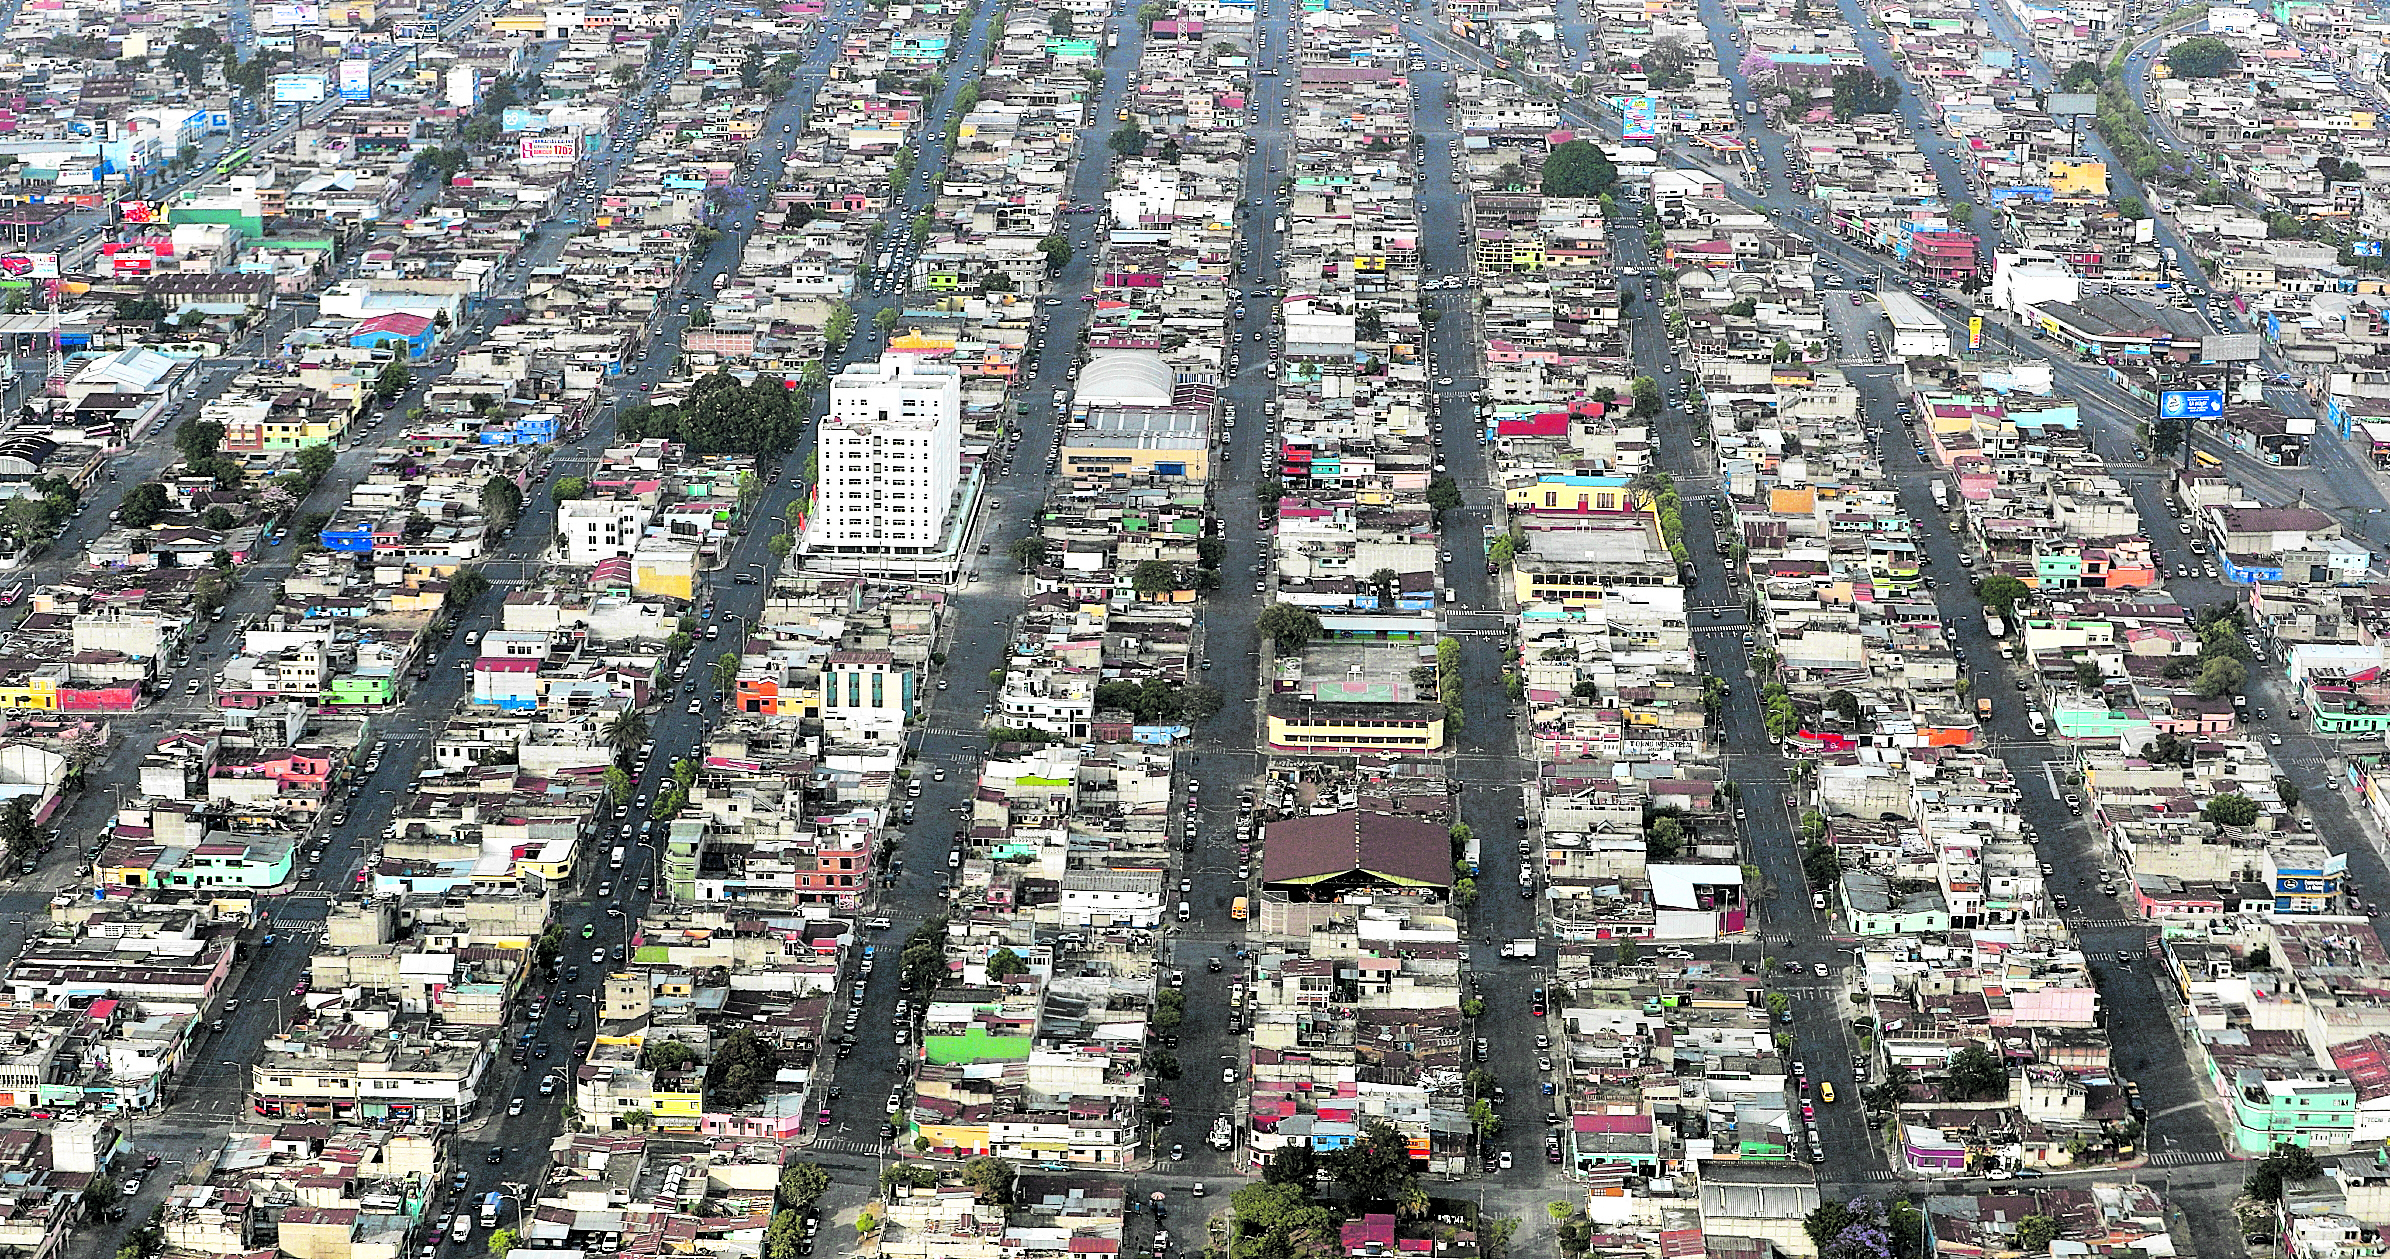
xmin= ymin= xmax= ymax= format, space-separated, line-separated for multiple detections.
xmin=802 ymin=354 xmax=964 ymax=575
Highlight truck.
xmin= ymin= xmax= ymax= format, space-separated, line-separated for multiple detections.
xmin=1106 ymin=31 xmax=1118 ymax=46
xmin=2027 ymin=711 xmax=2048 ymax=737
xmin=479 ymin=1193 xmax=501 ymax=1229
xmin=1743 ymin=100 xmax=1759 ymax=116
xmin=1229 ymin=897 xmax=1249 ymax=920
xmin=1502 ymin=939 xmax=1537 ymax=959
xmin=1976 ymin=697 xmax=1993 ymax=721
xmin=450 ymin=1216 xmax=473 ymax=1244
xmin=711 ymin=273 xmax=726 ymax=292
xmin=1984 ymin=610 xmax=2007 ymax=639
xmin=1928 ymin=480 xmax=1949 ymax=510
xmin=609 ymin=845 xmax=625 ymax=868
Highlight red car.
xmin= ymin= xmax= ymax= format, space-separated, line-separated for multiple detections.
xmin=816 ymin=1107 xmax=832 ymax=1125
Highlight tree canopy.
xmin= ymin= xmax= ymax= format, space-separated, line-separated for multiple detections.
xmin=618 ymin=371 xmax=806 ymax=455
xmin=703 ymin=1030 xmax=783 ymax=1108
xmin=2165 ymin=35 xmax=2238 ymax=78
xmin=1541 ymin=139 xmax=1618 ymax=199
xmin=2203 ymin=792 xmax=2261 ymax=827
xmin=1323 ymin=1119 xmax=1419 ymax=1205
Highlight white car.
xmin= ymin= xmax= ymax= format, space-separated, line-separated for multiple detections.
xmin=1222 ymin=1067 xmax=1238 ymax=1084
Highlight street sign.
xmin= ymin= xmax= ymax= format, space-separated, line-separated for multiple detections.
xmin=2158 ymin=389 xmax=2224 ymax=420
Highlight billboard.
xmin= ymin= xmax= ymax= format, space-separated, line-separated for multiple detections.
xmin=117 ymin=200 xmax=156 ymax=224
xmin=0 ymin=254 xmax=58 ymax=279
xmin=2356 ymin=241 xmax=2383 ymax=257
xmin=501 ymin=106 xmax=543 ymax=132
xmin=1968 ymin=315 xmax=1983 ymax=350
xmin=1617 ymin=94 xmax=1658 ymax=141
xmin=2159 ymin=389 xmax=2225 ymax=420
xmin=262 ymin=1 xmax=320 ymax=26
xmin=338 ymin=58 xmax=373 ymax=102
xmin=2047 ymin=91 xmax=2097 ymax=116
xmin=271 ymin=73 xmax=329 ymax=104
xmin=396 ymin=20 xmax=438 ymax=41
xmin=517 ymin=137 xmax=576 ymax=162
xmin=2201 ymin=334 xmax=2261 ymax=362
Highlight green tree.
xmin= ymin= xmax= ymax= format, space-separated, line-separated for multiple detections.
xmin=1322 ymin=1119 xmax=1419 ymax=1206
xmin=776 ymin=1163 xmax=830 ymax=1212
xmin=118 ymin=482 xmax=170 ymax=529
xmin=2073 ymin=658 xmax=2104 ymax=691
xmin=2165 ymin=35 xmax=2237 ymax=78
xmin=957 ymin=1155 xmax=1014 ymax=1205
xmin=1826 ymin=689 xmax=1862 ymax=725
xmin=702 ymin=1030 xmax=783 ymax=1108
xmin=0 ymin=797 xmax=35 ymax=865
xmin=551 ymin=476 xmax=591 ymax=503
xmin=486 ymin=1227 xmax=521 ymax=1259
xmin=1974 ymin=574 xmax=2028 ymax=615
xmin=1257 ymin=602 xmax=1322 ymax=651
xmin=1425 ymin=474 xmax=1464 ymax=517
xmin=2246 ymin=1143 xmax=2325 ymax=1202
xmin=642 ymin=1039 xmax=699 ymax=1071
xmin=1050 ymin=10 xmax=1074 ymax=33
xmin=373 ymin=360 xmax=412 ymax=402
xmin=2058 ymin=60 xmax=2101 ymax=91
xmin=480 ymin=476 xmax=524 ymax=529
xmin=764 ymin=1209 xmax=803 ymax=1259
xmin=1107 ymin=122 xmax=1147 ymax=155
xmin=1540 ymin=139 xmax=1619 ymax=198
xmin=201 ymin=505 xmax=236 ymax=532
xmin=1262 ymin=1142 xmax=1318 ymax=1186
xmin=295 ymin=443 xmax=337 ymax=486
xmin=2013 ymin=1215 xmax=2057 ymax=1254
xmin=174 ymin=417 xmax=226 ymax=464
xmin=2204 ymin=792 xmax=2260 ymax=827
xmin=1945 ymin=1045 xmax=2008 ymax=1102
xmin=2194 ymin=655 xmax=2247 ymax=699
xmin=986 ymin=947 xmax=1029 ymax=980
xmin=1131 ymin=559 xmax=1179 ymax=597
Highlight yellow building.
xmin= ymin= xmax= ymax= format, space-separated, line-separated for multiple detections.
xmin=633 ymin=543 xmax=698 ymax=601
xmin=1265 ymin=696 xmax=1446 ymax=753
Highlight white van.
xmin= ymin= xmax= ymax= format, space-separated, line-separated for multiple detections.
xmin=1176 ymin=901 xmax=1191 ymax=922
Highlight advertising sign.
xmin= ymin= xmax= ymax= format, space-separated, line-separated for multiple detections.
xmin=517 ymin=137 xmax=576 ymax=162
xmin=0 ymin=254 xmax=58 ymax=279
xmin=271 ymin=73 xmax=329 ymax=104
xmin=337 ymin=58 xmax=373 ymax=102
xmin=2357 ymin=241 xmax=2383 ymax=257
xmin=395 ymin=20 xmax=438 ymax=41
xmin=1968 ymin=315 xmax=1983 ymax=350
xmin=2047 ymin=91 xmax=2097 ymax=116
xmin=1617 ymin=94 xmax=1658 ymax=141
xmin=2201 ymin=334 xmax=2261 ymax=363
xmin=117 ymin=200 xmax=155 ymax=224
xmin=2158 ymin=389 xmax=2225 ymax=420
xmin=501 ymin=106 xmax=542 ymax=133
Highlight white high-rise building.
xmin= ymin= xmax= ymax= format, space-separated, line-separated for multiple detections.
xmin=802 ymin=354 xmax=964 ymax=568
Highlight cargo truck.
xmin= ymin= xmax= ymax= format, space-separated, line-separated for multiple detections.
xmin=479 ymin=1193 xmax=501 ymax=1229
xmin=1976 ymin=697 xmax=1993 ymax=721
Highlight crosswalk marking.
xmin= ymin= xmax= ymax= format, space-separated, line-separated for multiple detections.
xmin=2147 ymin=1151 xmax=2229 ymax=1167
xmin=804 ymin=1137 xmax=888 ymax=1157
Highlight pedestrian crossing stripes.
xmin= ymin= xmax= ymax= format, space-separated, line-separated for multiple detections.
xmin=804 ymin=1138 xmax=888 ymax=1157
xmin=2060 ymin=918 xmax=2147 ymax=931
xmin=2146 ymin=1151 xmax=2230 ymax=1167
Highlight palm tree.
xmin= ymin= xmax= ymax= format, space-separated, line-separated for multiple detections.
xmin=607 ymin=710 xmax=649 ymax=763
xmin=1368 ymin=567 xmax=1400 ymax=606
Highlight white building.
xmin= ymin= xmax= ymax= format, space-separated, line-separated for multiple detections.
xmin=557 ymin=497 xmax=653 ymax=564
xmin=802 ymin=354 xmax=964 ymax=575
xmin=821 ymin=650 xmax=913 ymax=745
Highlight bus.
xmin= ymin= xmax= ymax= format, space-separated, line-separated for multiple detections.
xmin=2192 ymin=449 xmax=2223 ymax=469
xmin=0 ymin=582 xmax=23 ymax=606
xmin=215 ymin=146 xmax=254 ymax=175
